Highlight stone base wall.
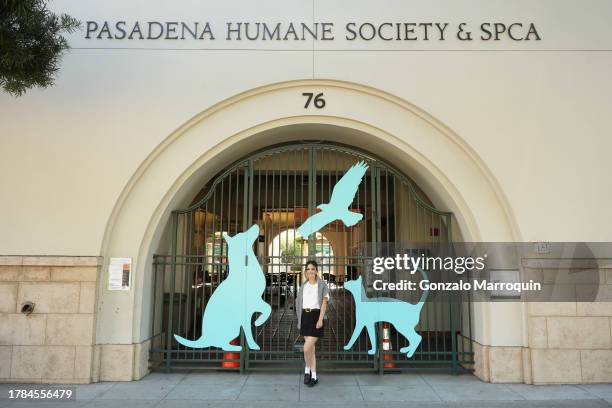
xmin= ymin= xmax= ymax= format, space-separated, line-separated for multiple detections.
xmin=0 ymin=256 xmax=100 ymax=383
xmin=526 ymin=301 xmax=612 ymax=384
xmin=473 ymin=301 xmax=612 ymax=384
xmin=92 ymin=340 xmax=151 ymax=382
xmin=472 ymin=342 xmax=529 ymax=383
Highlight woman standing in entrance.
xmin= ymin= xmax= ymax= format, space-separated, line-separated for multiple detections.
xmin=296 ymin=260 xmax=331 ymax=387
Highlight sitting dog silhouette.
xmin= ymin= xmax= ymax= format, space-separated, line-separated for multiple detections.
xmin=174 ymin=224 xmax=271 ymax=351
xmin=343 ymin=272 xmax=428 ymax=358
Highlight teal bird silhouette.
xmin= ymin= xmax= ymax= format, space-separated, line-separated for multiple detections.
xmin=298 ymin=161 xmax=368 ymax=237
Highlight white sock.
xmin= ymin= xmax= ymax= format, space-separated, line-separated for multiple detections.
xmin=305 ymin=367 xmax=310 ymax=374
xmin=311 ymin=371 xmax=317 ymax=380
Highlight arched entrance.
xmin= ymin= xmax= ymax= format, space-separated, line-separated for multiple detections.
xmin=149 ymin=142 xmax=473 ymax=373
xmin=97 ymin=80 xmax=523 ymax=382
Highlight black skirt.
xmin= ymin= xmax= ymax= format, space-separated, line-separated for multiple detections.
xmin=300 ymin=308 xmax=324 ymax=337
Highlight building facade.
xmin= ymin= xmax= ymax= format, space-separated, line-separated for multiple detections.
xmin=1 ymin=0 xmax=612 ymax=384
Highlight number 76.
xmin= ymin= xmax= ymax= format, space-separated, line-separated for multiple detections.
xmin=302 ymin=92 xmax=326 ymax=109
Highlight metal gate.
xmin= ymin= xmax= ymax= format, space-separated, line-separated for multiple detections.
xmin=150 ymin=142 xmax=473 ymax=373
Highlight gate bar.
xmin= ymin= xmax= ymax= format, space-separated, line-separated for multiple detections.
xmin=166 ymin=212 xmax=178 ymax=371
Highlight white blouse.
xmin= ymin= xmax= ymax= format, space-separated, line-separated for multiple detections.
xmin=302 ymin=280 xmax=330 ymax=309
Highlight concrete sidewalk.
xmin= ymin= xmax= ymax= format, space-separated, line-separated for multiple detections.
xmin=1 ymin=371 xmax=612 ymax=407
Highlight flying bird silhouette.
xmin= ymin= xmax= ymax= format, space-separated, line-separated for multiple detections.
xmin=298 ymin=161 xmax=369 ymax=237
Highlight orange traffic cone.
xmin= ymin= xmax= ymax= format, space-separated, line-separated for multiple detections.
xmin=221 ymin=338 xmax=241 ymax=368
xmin=382 ymin=322 xmax=395 ymax=369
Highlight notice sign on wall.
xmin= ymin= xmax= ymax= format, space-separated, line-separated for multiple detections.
xmin=108 ymin=257 xmax=131 ymax=291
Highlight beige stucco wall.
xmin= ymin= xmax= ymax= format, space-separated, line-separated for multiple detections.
xmin=1 ymin=0 xmax=612 ymax=383
xmin=1 ymin=0 xmax=611 ymax=257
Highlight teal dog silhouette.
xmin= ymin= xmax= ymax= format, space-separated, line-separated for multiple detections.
xmin=173 ymin=224 xmax=271 ymax=351
xmin=343 ymin=271 xmax=428 ymax=357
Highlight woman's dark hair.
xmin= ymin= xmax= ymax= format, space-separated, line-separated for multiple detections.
xmin=304 ymin=260 xmax=319 ymax=280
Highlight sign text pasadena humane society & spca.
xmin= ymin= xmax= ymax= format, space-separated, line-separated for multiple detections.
xmin=84 ymin=21 xmax=541 ymax=42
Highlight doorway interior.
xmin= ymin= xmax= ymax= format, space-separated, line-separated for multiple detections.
xmin=150 ymin=141 xmax=474 ymax=373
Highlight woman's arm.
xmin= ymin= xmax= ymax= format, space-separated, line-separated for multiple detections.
xmin=316 ymin=297 xmax=328 ymax=328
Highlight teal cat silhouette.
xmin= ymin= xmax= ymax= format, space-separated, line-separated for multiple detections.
xmin=343 ymin=271 xmax=428 ymax=357
xmin=173 ymin=224 xmax=271 ymax=351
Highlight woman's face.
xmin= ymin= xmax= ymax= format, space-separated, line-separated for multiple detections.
xmin=305 ymin=264 xmax=317 ymax=281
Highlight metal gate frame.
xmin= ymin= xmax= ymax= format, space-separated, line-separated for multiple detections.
xmin=149 ymin=142 xmax=474 ymax=374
